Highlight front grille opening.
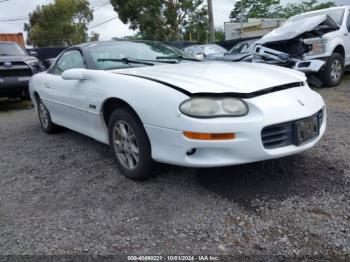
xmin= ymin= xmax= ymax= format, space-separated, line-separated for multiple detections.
xmin=0 ymin=69 xmax=32 ymax=77
xmin=261 ymin=110 xmax=323 ymax=149
xmin=262 ymin=122 xmax=293 ymax=149
xmin=298 ymin=62 xmax=311 ymax=68
xmin=0 ymin=61 xmax=27 ymax=67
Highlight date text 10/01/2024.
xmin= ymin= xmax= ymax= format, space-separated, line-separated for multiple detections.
xmin=127 ymin=255 xmax=220 ymax=261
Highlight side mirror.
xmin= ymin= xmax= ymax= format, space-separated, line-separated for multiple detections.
xmin=45 ymin=58 xmax=56 ymax=67
xmin=29 ymin=50 xmax=38 ymax=56
xmin=62 ymin=69 xmax=86 ymax=81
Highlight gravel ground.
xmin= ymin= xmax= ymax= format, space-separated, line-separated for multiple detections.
xmin=0 ymin=77 xmax=349 ymax=259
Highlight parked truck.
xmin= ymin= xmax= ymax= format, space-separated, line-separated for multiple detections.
xmin=254 ymin=6 xmax=350 ymax=87
xmin=0 ymin=40 xmax=45 ymax=99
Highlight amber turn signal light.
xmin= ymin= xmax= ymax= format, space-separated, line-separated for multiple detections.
xmin=183 ymin=131 xmax=235 ymax=140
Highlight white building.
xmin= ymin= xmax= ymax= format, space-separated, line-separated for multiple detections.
xmin=224 ymin=18 xmax=286 ymax=40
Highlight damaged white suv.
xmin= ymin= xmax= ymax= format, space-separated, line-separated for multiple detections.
xmin=254 ymin=6 xmax=350 ymax=87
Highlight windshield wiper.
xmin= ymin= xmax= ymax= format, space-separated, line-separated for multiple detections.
xmin=97 ymin=57 xmax=154 ymax=66
xmin=0 ymin=54 xmax=10 ymax=56
xmin=145 ymin=59 xmax=178 ymax=64
xmin=156 ymin=55 xmax=200 ymax=61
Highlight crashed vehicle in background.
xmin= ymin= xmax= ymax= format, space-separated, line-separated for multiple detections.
xmin=183 ymin=44 xmax=228 ymax=60
xmin=214 ymin=38 xmax=259 ymax=62
xmin=254 ymin=6 xmax=350 ymax=87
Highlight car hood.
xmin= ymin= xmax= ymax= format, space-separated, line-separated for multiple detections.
xmin=259 ymin=14 xmax=337 ymax=44
xmin=113 ymin=61 xmax=306 ymax=94
xmin=0 ymin=55 xmax=37 ymax=63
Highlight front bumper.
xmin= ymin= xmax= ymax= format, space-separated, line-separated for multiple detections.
xmin=254 ymin=45 xmax=326 ymax=73
xmin=0 ymin=77 xmax=30 ymax=97
xmin=144 ymin=86 xmax=326 ymax=167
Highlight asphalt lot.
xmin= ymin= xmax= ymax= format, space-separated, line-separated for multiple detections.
xmin=0 ymin=76 xmax=349 ymax=258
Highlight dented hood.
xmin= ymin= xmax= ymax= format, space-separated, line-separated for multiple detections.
xmin=112 ymin=61 xmax=306 ymax=94
xmin=259 ymin=15 xmax=337 ymax=44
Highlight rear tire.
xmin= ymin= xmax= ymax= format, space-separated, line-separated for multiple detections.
xmin=37 ymin=98 xmax=60 ymax=133
xmin=322 ymin=52 xmax=344 ymax=87
xmin=108 ymin=108 xmax=153 ymax=181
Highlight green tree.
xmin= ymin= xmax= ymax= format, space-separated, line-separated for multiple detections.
xmin=230 ymin=0 xmax=282 ymax=22
xmin=24 ymin=0 xmax=93 ymax=47
xmin=110 ymin=0 xmax=204 ymax=41
xmin=230 ymin=0 xmax=336 ymax=22
xmin=215 ymin=27 xmax=225 ymax=42
xmin=281 ymin=0 xmax=336 ymax=18
xmin=88 ymin=32 xmax=100 ymax=42
xmin=184 ymin=5 xmax=209 ymax=42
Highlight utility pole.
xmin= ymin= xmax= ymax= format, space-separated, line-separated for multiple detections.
xmin=240 ymin=0 xmax=243 ymax=37
xmin=208 ymin=0 xmax=215 ymax=43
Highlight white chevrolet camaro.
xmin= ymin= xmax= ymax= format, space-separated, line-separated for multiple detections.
xmin=29 ymin=41 xmax=326 ymax=180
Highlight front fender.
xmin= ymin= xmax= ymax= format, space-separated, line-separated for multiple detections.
xmin=326 ymin=35 xmax=345 ymax=55
xmin=304 ymin=33 xmax=345 ymax=60
xmin=85 ymin=70 xmax=190 ymax=130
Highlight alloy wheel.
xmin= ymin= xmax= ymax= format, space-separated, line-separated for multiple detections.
xmin=112 ymin=120 xmax=140 ymax=170
xmin=39 ymin=102 xmax=49 ymax=129
xmin=330 ymin=59 xmax=342 ymax=82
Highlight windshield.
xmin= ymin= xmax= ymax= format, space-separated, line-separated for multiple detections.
xmin=228 ymin=40 xmax=255 ymax=55
xmin=286 ymin=8 xmax=345 ymax=25
xmin=88 ymin=41 xmax=187 ymax=70
xmin=0 ymin=42 xmax=26 ymax=56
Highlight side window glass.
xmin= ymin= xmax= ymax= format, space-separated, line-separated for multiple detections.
xmin=347 ymin=12 xmax=350 ymax=32
xmin=53 ymin=50 xmax=85 ymax=75
xmin=239 ymin=43 xmax=249 ymax=53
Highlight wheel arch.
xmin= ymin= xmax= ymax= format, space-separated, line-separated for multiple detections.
xmin=333 ymin=45 xmax=345 ymax=59
xmin=32 ymin=91 xmax=41 ymax=107
xmin=33 ymin=91 xmax=40 ymax=100
xmin=101 ymin=97 xmax=143 ymax=127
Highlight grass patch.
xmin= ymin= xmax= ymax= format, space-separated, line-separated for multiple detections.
xmin=0 ymin=99 xmax=33 ymax=111
xmin=342 ymin=72 xmax=350 ymax=81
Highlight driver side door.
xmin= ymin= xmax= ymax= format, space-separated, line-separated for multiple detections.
xmin=42 ymin=49 xmax=92 ymax=137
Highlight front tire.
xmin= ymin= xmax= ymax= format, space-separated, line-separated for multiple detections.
xmin=322 ymin=52 xmax=344 ymax=87
xmin=108 ymin=108 xmax=153 ymax=180
xmin=37 ymin=98 xmax=60 ymax=133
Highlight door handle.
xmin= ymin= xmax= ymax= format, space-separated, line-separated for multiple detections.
xmin=44 ymin=83 xmax=50 ymax=88
xmin=344 ymin=33 xmax=349 ymax=36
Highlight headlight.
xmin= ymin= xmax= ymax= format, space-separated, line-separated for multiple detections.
xmin=179 ymin=97 xmax=248 ymax=118
xmin=304 ymin=38 xmax=327 ymax=56
xmin=27 ymin=59 xmax=46 ymax=71
xmin=27 ymin=59 xmax=40 ymax=67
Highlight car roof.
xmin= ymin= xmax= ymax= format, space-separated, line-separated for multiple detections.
xmin=186 ymin=44 xmax=221 ymax=48
xmin=235 ymin=38 xmax=259 ymax=45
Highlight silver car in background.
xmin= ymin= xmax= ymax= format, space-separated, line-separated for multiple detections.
xmin=215 ymin=39 xmax=259 ymax=62
xmin=183 ymin=44 xmax=227 ymax=60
